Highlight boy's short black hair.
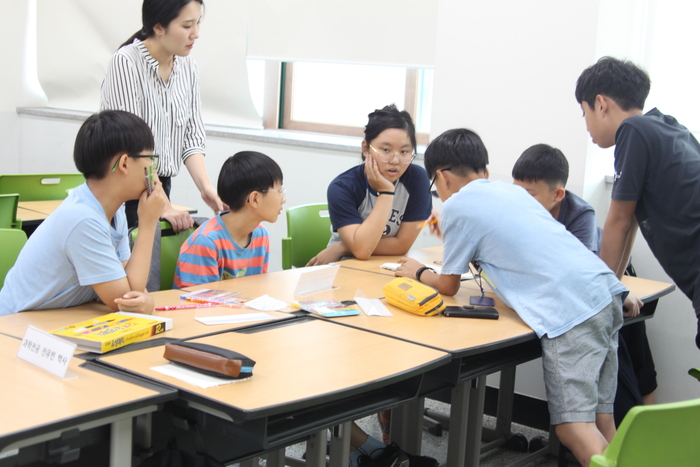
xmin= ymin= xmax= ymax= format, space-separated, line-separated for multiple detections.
xmin=512 ymin=144 xmax=569 ymax=189
xmin=424 ymin=129 xmax=488 ymax=178
xmin=575 ymin=56 xmax=651 ymax=111
xmin=74 ymin=110 xmax=154 ymax=179
xmin=218 ymin=151 xmax=283 ymax=211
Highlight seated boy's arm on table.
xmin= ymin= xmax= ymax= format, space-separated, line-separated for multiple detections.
xmin=371 ymin=220 xmax=423 ymax=256
xmin=92 ymin=277 xmax=150 ymax=312
xmin=306 ymin=241 xmax=351 ymax=266
xmin=396 ymin=258 xmax=461 ymax=295
xmin=600 ymin=200 xmax=638 ymax=278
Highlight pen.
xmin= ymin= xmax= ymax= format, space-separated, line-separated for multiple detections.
xmin=155 ymin=303 xmax=241 ymax=311
xmin=418 ymin=218 xmax=438 ymax=228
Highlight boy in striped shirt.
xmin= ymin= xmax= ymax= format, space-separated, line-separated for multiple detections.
xmin=174 ymin=151 xmax=285 ymax=288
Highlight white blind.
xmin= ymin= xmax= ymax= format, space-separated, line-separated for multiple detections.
xmin=36 ymin=0 xmax=261 ymax=127
xmin=246 ymin=0 xmax=438 ymax=67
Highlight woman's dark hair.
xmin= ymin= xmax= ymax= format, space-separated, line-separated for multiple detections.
xmin=120 ymin=0 xmax=204 ymax=48
xmin=362 ymin=104 xmax=417 ymax=160
xmin=218 ymin=151 xmax=284 ymax=212
xmin=74 ymin=111 xmax=155 ymax=180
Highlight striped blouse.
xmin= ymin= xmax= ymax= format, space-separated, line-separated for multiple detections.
xmin=174 ymin=215 xmax=270 ymax=288
xmin=100 ymin=39 xmax=206 ymax=177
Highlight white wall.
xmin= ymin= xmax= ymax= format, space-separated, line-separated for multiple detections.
xmin=6 ymin=0 xmax=699 ymax=406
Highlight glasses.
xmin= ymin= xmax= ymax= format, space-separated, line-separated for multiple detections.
xmin=428 ymin=167 xmax=451 ymax=198
xmin=262 ymin=186 xmax=286 ymax=195
xmin=111 ymin=154 xmax=160 ymax=172
xmin=368 ymin=145 xmax=415 ymax=164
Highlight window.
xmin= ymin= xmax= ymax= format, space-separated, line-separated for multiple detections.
xmin=249 ymin=60 xmax=433 ymax=145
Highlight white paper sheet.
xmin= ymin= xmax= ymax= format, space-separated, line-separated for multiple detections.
xmin=354 ymin=289 xmax=393 ymax=317
xmin=151 ymin=364 xmax=249 ymax=389
xmin=195 ymin=313 xmax=276 ymax=325
xmin=243 ymin=295 xmax=288 ymax=311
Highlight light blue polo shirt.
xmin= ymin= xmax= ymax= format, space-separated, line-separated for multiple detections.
xmin=440 ymin=179 xmax=626 ymax=338
xmin=0 ymin=183 xmax=130 ymax=315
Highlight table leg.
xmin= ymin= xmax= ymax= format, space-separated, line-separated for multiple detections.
xmin=465 ymin=376 xmax=486 ymax=467
xmin=305 ymin=430 xmax=327 ymax=467
xmin=266 ymin=448 xmax=287 ymax=467
xmin=390 ymin=398 xmax=424 ymax=455
xmin=495 ymin=368 xmax=516 ymax=439
xmin=329 ymin=421 xmax=351 ymax=467
xmin=110 ymin=418 xmax=132 ymax=467
xmin=446 ymin=380 xmax=469 ymax=467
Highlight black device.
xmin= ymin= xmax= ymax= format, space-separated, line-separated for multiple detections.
xmin=443 ymin=305 xmax=499 ymax=320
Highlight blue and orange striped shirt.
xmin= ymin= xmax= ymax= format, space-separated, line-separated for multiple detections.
xmin=174 ymin=215 xmax=270 ymax=288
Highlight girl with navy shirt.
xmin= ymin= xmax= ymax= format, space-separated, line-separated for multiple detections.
xmin=308 ymin=104 xmax=432 ymax=265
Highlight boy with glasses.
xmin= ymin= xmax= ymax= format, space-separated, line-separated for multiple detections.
xmin=396 ymin=128 xmax=627 ymax=467
xmin=174 ymin=151 xmax=285 ymax=288
xmin=0 ymin=110 xmax=166 ymax=315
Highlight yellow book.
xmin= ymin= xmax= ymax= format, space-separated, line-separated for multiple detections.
xmin=50 ymin=312 xmax=172 ymax=353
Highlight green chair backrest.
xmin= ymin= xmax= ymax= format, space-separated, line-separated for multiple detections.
xmin=130 ymin=221 xmax=196 ymax=290
xmin=590 ymin=397 xmax=700 ymax=467
xmin=0 ymin=193 xmax=21 ymax=229
xmin=282 ymin=203 xmax=331 ymax=269
xmin=0 ymin=228 xmax=27 ymax=289
xmin=0 ymin=173 xmax=85 ymax=201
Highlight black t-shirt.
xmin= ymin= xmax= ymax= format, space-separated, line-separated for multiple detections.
xmin=612 ymin=108 xmax=700 ymax=311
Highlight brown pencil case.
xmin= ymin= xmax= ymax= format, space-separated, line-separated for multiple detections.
xmin=163 ymin=342 xmax=255 ymax=379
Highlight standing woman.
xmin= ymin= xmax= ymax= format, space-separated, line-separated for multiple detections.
xmin=101 ymin=0 xmax=223 ymax=231
xmin=308 ymin=104 xmax=432 ymax=265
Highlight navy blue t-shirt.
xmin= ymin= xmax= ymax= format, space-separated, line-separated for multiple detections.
xmin=612 ymin=107 xmax=700 ymax=311
xmin=557 ymin=190 xmax=597 ymax=253
xmin=327 ymin=163 xmax=432 ymax=246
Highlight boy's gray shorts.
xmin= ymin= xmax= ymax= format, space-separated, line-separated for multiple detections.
xmin=541 ymin=294 xmax=624 ymax=425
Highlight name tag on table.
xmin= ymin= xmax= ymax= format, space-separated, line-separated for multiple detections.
xmin=294 ymin=264 xmax=340 ymax=296
xmin=17 ymin=326 xmax=77 ymax=379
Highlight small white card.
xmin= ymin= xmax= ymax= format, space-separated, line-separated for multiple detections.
xmin=17 ymin=326 xmax=77 ymax=379
xmin=354 ymin=289 xmax=393 ymax=317
xmin=244 ymin=295 xmax=288 ymax=311
xmin=151 ymin=363 xmax=248 ymax=389
xmin=195 ymin=312 xmax=275 ymax=325
xmin=294 ymin=264 xmax=340 ymax=296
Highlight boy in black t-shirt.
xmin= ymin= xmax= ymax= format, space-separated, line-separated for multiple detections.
xmin=576 ymin=56 xmax=700 ymax=349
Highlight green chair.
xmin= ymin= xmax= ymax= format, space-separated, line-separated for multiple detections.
xmin=590 ymin=397 xmax=700 ymax=467
xmin=0 ymin=173 xmax=85 ymax=201
xmin=0 ymin=228 xmax=27 ymax=289
xmin=130 ymin=220 xmax=197 ymax=290
xmin=0 ymin=193 xmax=21 ymax=229
xmin=281 ymin=203 xmax=332 ymax=269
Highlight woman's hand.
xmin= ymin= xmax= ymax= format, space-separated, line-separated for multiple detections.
xmin=364 ymin=157 xmax=395 ymax=193
xmin=114 ymin=291 xmax=155 ymax=314
xmin=201 ymin=184 xmax=227 ymax=214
